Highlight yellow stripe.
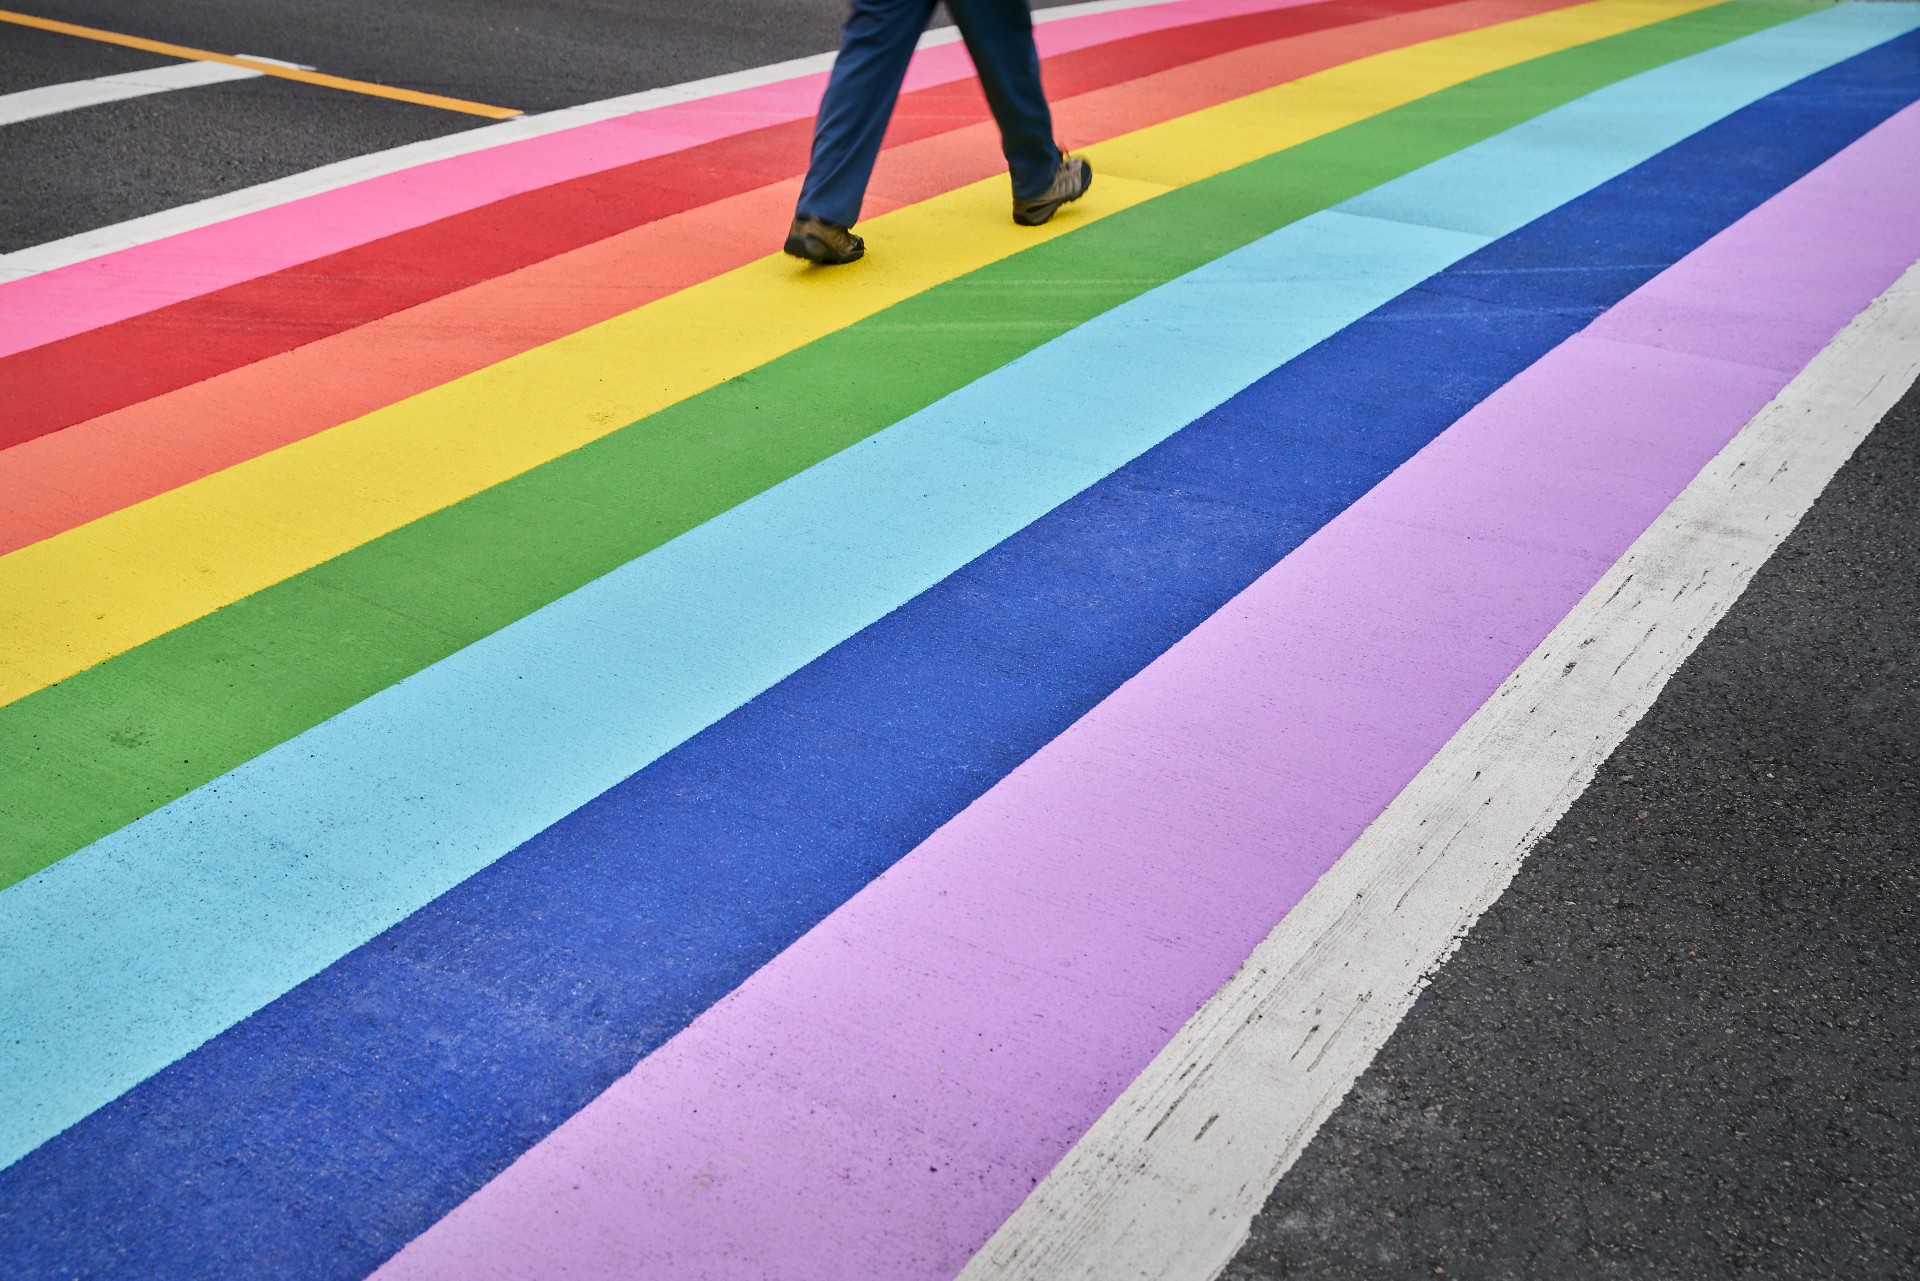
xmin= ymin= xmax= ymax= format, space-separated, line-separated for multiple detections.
xmin=0 ymin=0 xmax=1714 ymax=707
xmin=0 ymin=9 xmax=521 ymax=118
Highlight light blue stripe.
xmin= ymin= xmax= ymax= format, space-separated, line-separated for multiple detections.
xmin=1 ymin=3 xmax=1913 ymax=1170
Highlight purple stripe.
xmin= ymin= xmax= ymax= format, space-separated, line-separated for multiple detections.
xmin=373 ymin=103 xmax=1920 ymax=1281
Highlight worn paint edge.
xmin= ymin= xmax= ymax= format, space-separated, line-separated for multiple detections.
xmin=955 ymin=257 xmax=1920 ymax=1281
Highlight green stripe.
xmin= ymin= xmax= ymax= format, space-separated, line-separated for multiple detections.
xmin=0 ymin=1 xmax=1798 ymax=887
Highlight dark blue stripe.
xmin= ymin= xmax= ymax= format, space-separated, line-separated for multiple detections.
xmin=4 ymin=32 xmax=1915 ymax=1281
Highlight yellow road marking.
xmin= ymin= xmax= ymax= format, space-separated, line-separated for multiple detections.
xmin=0 ymin=0 xmax=1718 ymax=707
xmin=0 ymin=8 xmax=521 ymax=118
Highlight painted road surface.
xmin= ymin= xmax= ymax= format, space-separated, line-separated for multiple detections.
xmin=0 ymin=1 xmax=1916 ymax=1277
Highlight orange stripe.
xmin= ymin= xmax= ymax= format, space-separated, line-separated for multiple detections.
xmin=0 ymin=0 xmax=1574 ymax=557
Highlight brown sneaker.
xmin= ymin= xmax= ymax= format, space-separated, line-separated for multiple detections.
xmin=1012 ymin=154 xmax=1092 ymax=227
xmin=784 ymin=216 xmax=865 ymax=265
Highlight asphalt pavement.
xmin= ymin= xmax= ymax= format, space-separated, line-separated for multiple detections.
xmin=0 ymin=15 xmax=175 ymax=92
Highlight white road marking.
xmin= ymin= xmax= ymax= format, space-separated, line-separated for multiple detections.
xmin=0 ymin=0 xmax=1214 ymax=281
xmin=231 ymin=55 xmax=318 ymax=71
xmin=0 ymin=60 xmax=261 ymax=127
xmin=955 ymin=260 xmax=1920 ymax=1281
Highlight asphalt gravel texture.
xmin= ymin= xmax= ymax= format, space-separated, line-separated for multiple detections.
xmin=1225 ymin=375 xmax=1920 ymax=1279
xmin=0 ymin=17 xmax=175 ymax=93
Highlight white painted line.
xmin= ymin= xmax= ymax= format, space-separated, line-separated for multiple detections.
xmin=0 ymin=60 xmax=261 ymax=126
xmin=231 ymin=54 xmax=318 ymax=71
xmin=0 ymin=0 xmax=1212 ymax=280
xmin=956 ymin=260 xmax=1920 ymax=1281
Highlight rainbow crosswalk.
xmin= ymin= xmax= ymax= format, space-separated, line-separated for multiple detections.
xmin=1 ymin=0 xmax=1918 ymax=1275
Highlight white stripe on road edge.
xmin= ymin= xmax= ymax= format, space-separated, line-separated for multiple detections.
xmin=0 ymin=61 xmax=261 ymax=127
xmin=956 ymin=259 xmax=1920 ymax=1281
xmin=0 ymin=0 xmax=1213 ymax=281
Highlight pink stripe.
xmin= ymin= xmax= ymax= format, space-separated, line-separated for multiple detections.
xmin=372 ymin=103 xmax=1920 ymax=1281
xmin=0 ymin=0 xmax=1312 ymax=360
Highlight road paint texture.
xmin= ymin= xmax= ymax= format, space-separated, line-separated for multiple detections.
xmin=0 ymin=0 xmax=1561 ymax=539
xmin=0 ymin=10 xmax=1824 ymax=1164
xmin=0 ymin=0 xmax=1717 ymax=710
xmin=1 ymin=1 xmax=1916 ymax=1277
xmin=0 ymin=0 xmax=1490 ymax=445
xmin=364 ymin=59 xmax=1920 ymax=1281
xmin=0 ymin=0 xmax=1773 ymax=890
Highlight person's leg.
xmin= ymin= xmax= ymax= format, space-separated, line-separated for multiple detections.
xmin=795 ymin=0 xmax=940 ymax=228
xmin=945 ymin=0 xmax=1061 ymax=201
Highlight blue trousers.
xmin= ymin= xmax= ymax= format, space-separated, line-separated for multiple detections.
xmin=796 ymin=0 xmax=1061 ymax=227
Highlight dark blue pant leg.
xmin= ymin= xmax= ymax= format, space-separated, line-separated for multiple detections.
xmin=795 ymin=0 xmax=938 ymax=228
xmin=947 ymin=0 xmax=1061 ymax=200
xmin=797 ymin=0 xmax=1063 ymax=226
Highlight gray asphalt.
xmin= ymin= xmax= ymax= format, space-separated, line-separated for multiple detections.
xmin=1227 ymin=374 xmax=1920 ymax=1280
xmin=0 ymin=18 xmax=174 ymax=93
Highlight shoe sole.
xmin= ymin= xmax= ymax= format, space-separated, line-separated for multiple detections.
xmin=1013 ymin=161 xmax=1094 ymax=227
xmin=783 ymin=232 xmax=864 ymax=265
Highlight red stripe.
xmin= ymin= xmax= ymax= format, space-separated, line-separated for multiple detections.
xmin=0 ymin=0 xmax=1460 ymax=452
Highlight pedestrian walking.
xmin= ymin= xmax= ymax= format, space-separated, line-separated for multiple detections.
xmin=784 ymin=0 xmax=1092 ymax=264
